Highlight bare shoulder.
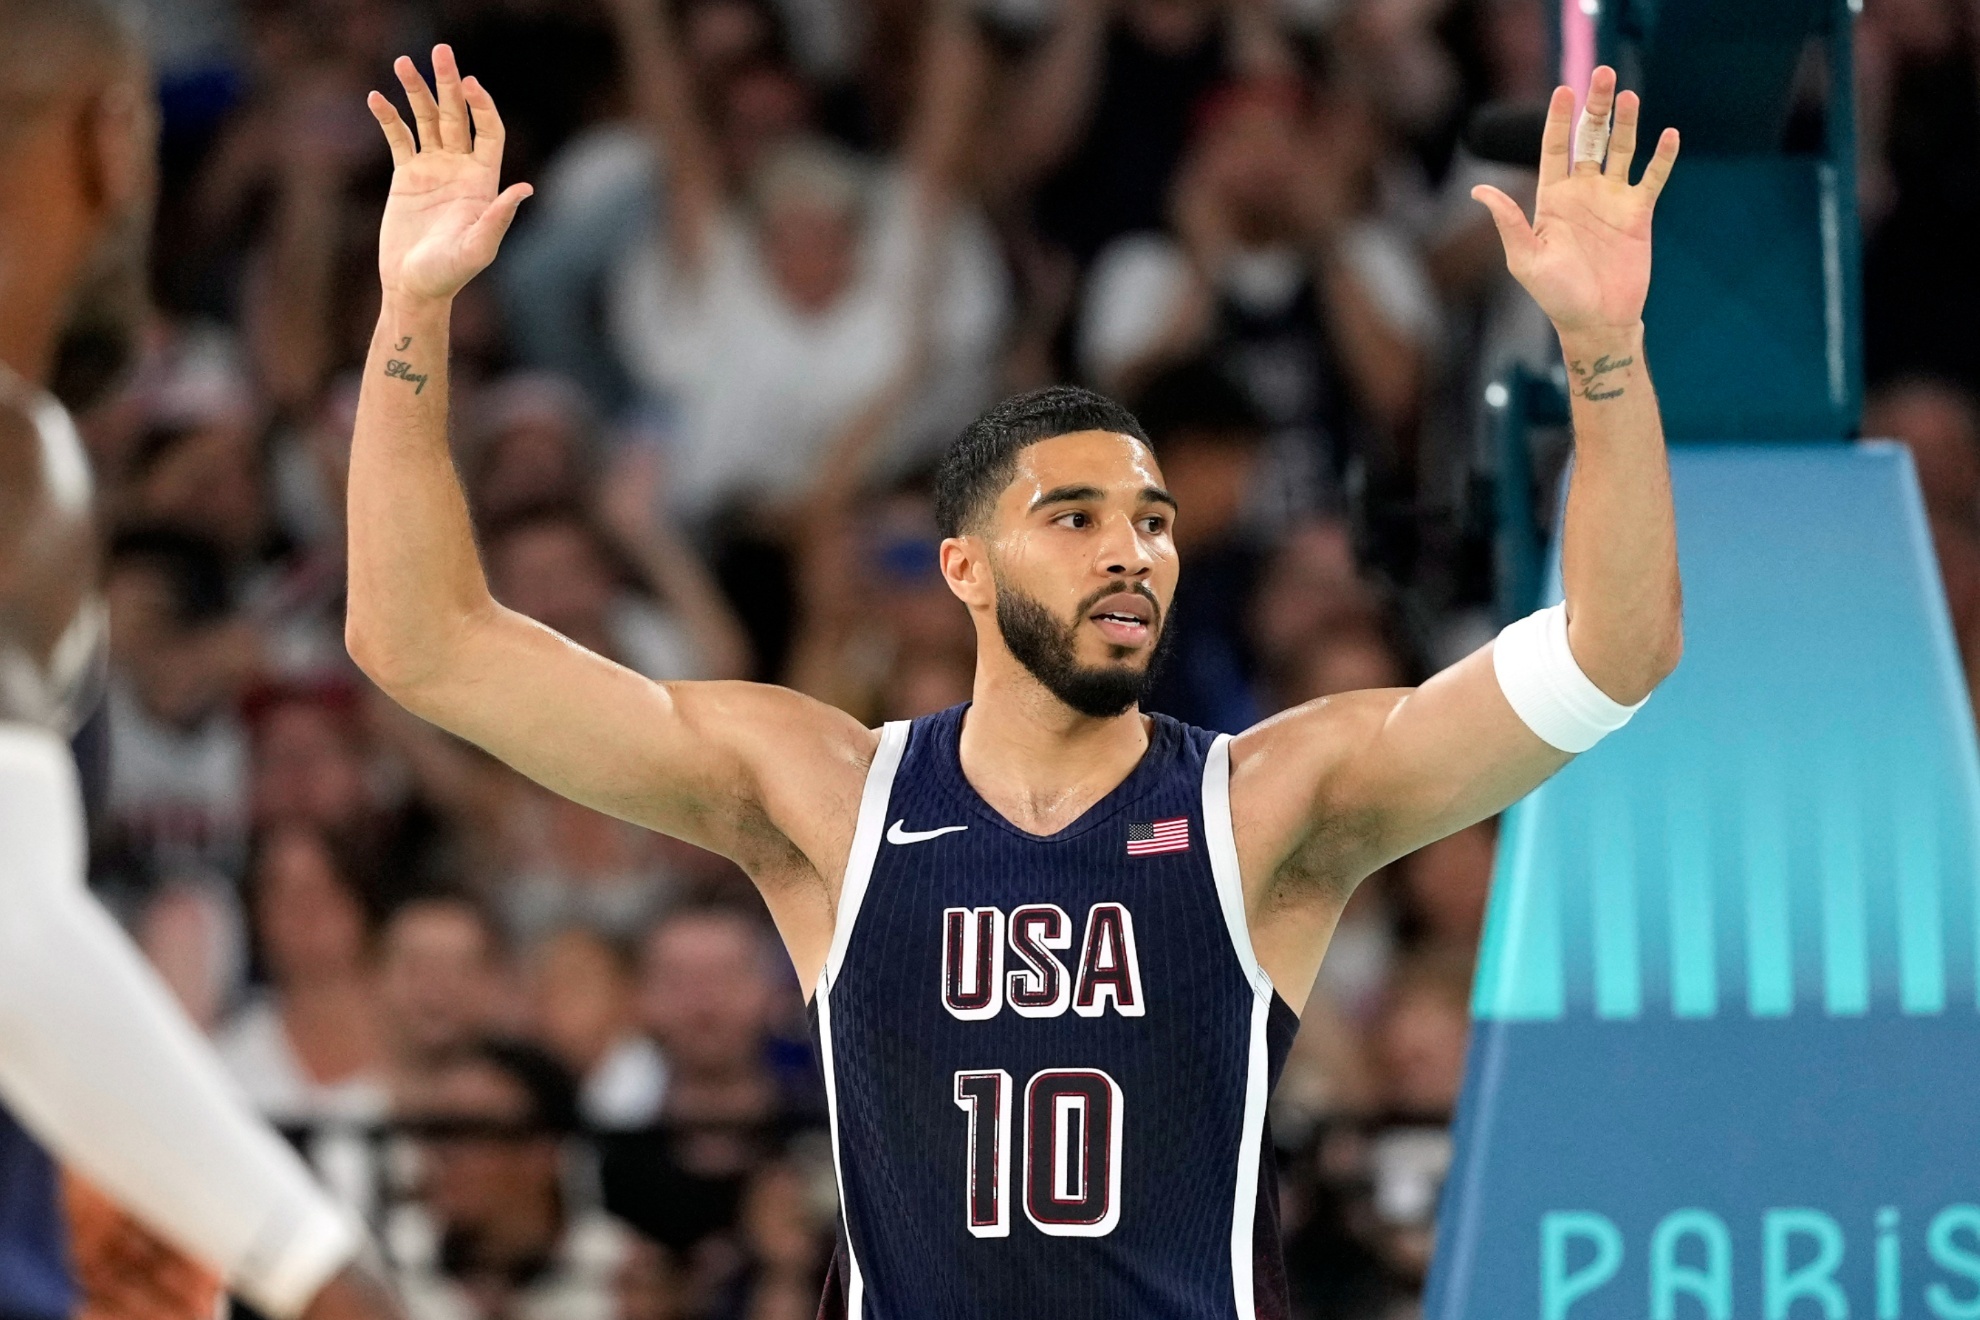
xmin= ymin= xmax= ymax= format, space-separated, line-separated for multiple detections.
xmin=1225 ymin=687 xmax=1411 ymax=893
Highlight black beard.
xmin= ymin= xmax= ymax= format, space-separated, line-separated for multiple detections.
xmin=995 ymin=579 xmax=1172 ymax=719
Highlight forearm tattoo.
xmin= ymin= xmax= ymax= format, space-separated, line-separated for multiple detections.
xmin=1569 ymin=354 xmax=1633 ymax=402
xmin=382 ymin=339 xmax=429 ymax=395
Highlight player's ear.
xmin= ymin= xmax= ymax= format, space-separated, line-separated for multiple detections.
xmin=939 ymin=535 xmax=992 ymax=609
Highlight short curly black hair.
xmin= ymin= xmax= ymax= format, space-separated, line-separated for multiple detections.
xmin=934 ymin=386 xmax=1151 ymax=539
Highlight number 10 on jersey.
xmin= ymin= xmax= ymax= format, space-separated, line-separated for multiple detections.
xmin=953 ymin=1068 xmax=1123 ymax=1238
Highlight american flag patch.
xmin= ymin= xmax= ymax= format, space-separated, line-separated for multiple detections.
xmin=1126 ymin=817 xmax=1190 ymax=856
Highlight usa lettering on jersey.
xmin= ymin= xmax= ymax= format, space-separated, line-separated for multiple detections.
xmin=941 ymin=902 xmax=1144 ymax=1021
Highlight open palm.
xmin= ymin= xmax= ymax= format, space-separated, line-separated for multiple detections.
xmin=366 ymin=45 xmax=532 ymax=303
xmin=1473 ymin=67 xmax=1680 ymax=336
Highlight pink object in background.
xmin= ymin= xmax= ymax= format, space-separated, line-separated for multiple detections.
xmin=1561 ymin=0 xmax=1597 ymax=106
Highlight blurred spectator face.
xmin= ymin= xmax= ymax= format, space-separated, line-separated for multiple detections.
xmin=1401 ymin=822 xmax=1494 ymax=952
xmin=1158 ymin=431 xmax=1262 ymax=551
xmin=613 ymin=1237 xmax=684 ymax=1320
xmin=487 ymin=517 xmax=618 ymax=650
xmin=470 ymin=376 xmax=595 ymax=521
xmin=684 ymin=0 xmax=778 ymax=75
xmin=379 ymin=901 xmax=507 ymax=1064
xmin=1283 ymin=627 xmax=1405 ymax=706
xmin=104 ymin=553 xmax=249 ymax=728
xmin=1373 ymin=962 xmax=1471 ymax=1117
xmin=1482 ymin=0 xmax=1551 ymax=100
xmin=250 ymin=696 xmax=370 ymax=834
xmin=1249 ymin=521 xmax=1375 ymax=675
xmin=129 ymin=423 xmax=268 ymax=561
xmin=761 ymin=198 xmax=859 ymax=314
xmin=1123 ymin=0 xmax=1216 ymax=52
xmin=524 ymin=928 xmax=635 ymax=1078
xmin=413 ymin=1059 xmax=561 ymax=1240
xmin=752 ymin=143 xmax=863 ymax=314
xmin=1194 ymin=96 xmax=1303 ymax=243
xmin=1864 ymin=379 xmax=1980 ymax=523
xmin=252 ymin=826 xmax=371 ymax=986
xmin=720 ymin=66 xmax=813 ymax=185
xmin=639 ymin=911 xmax=776 ymax=1079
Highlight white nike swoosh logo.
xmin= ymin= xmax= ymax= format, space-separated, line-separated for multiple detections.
xmin=887 ymin=820 xmax=969 ymax=845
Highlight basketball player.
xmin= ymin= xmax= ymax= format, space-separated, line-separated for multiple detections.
xmin=351 ymin=47 xmax=1681 ymax=1319
xmin=0 ymin=6 xmax=403 ymax=1320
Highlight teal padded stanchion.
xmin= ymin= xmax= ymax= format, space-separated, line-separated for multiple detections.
xmin=1425 ymin=444 xmax=1980 ymax=1320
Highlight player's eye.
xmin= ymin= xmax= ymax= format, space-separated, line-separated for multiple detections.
xmin=1056 ymin=510 xmax=1091 ymax=529
xmin=1141 ymin=515 xmax=1168 ymax=535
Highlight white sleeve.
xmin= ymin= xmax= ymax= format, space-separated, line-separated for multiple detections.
xmin=0 ymin=724 xmax=357 ymax=1318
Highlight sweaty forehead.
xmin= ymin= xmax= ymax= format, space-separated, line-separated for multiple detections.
xmin=998 ymin=431 xmax=1163 ymax=508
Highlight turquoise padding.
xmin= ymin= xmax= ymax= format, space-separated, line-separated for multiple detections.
xmin=1472 ymin=444 xmax=1980 ymax=1022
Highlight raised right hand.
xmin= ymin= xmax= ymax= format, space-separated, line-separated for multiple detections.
xmin=365 ymin=45 xmax=532 ymax=303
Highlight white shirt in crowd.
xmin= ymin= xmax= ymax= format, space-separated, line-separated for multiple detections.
xmin=609 ymin=168 xmax=1009 ymax=517
xmin=105 ymin=677 xmax=250 ymax=877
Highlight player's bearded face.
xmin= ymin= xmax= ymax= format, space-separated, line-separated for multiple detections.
xmin=995 ymin=574 xmax=1172 ymax=718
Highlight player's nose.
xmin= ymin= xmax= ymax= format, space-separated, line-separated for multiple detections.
xmin=1097 ymin=514 xmax=1154 ymax=578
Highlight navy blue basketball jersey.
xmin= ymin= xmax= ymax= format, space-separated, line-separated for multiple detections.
xmin=0 ymin=1100 xmax=71 ymax=1320
xmin=811 ymin=704 xmax=1300 ymax=1320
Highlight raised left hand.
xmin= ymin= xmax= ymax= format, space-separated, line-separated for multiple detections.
xmin=1472 ymin=67 xmax=1680 ymax=336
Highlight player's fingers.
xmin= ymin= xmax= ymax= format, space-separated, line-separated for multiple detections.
xmin=431 ymin=43 xmax=471 ymax=153
xmin=393 ymin=55 xmax=440 ymax=151
xmin=1572 ymin=66 xmax=1617 ymax=175
xmin=466 ymin=182 xmax=533 ymax=261
xmin=1603 ymin=89 xmax=1640 ymax=181
xmin=1472 ymin=184 xmax=1537 ymax=268
xmin=463 ymin=75 xmax=507 ymax=165
xmin=1538 ymin=84 xmax=1576 ymax=185
xmin=1637 ymin=127 xmax=1682 ymax=201
xmin=366 ymin=91 xmax=415 ymax=166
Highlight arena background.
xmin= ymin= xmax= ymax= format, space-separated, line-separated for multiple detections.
xmin=56 ymin=0 xmax=1980 ymax=1317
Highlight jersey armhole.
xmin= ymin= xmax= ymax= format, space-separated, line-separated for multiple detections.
xmin=819 ymin=719 xmax=911 ymax=993
xmin=1202 ymin=733 xmax=1275 ymax=998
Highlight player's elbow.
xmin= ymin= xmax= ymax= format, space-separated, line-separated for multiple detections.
xmin=345 ymin=613 xmax=449 ymax=713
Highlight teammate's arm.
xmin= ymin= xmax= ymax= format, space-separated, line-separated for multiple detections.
xmin=0 ymin=728 xmax=361 ymax=1320
xmin=1236 ymin=71 xmax=1684 ymax=957
xmin=346 ymin=50 xmax=871 ymax=885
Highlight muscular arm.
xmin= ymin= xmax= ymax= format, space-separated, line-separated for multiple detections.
xmin=348 ymin=50 xmax=873 ymax=975
xmin=1236 ymin=71 xmax=1685 ymax=1000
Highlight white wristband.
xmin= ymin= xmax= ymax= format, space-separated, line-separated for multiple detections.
xmin=1491 ymin=603 xmax=1647 ymax=753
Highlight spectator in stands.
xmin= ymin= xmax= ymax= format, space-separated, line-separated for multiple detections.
xmin=521 ymin=926 xmax=668 ymax=1130
xmin=246 ymin=679 xmax=463 ymax=899
xmin=1395 ymin=820 xmax=1495 ymax=961
xmin=602 ymin=0 xmax=1007 ymax=523
xmin=996 ymin=0 xmax=1293 ymax=266
xmin=1134 ymin=358 xmax=1270 ymax=731
xmin=101 ymin=527 xmax=260 ymax=880
xmin=601 ymin=908 xmax=821 ymax=1266
xmin=217 ymin=824 xmax=389 ymax=1125
xmin=377 ymin=894 xmax=514 ymax=1099
xmin=391 ymin=1039 xmax=646 ymax=1320
xmin=1079 ymin=79 xmax=1436 ymax=518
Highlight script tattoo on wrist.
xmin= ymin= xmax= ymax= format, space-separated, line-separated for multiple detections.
xmin=383 ymin=358 xmax=429 ymax=395
xmin=1569 ymin=354 xmax=1633 ymax=402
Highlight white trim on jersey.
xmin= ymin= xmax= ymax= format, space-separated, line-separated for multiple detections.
xmin=816 ymin=719 xmax=910 ymax=1319
xmin=1203 ymin=733 xmax=1274 ymax=1320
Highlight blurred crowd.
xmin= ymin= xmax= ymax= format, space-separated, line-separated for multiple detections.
xmin=57 ymin=0 xmax=1980 ymax=1316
